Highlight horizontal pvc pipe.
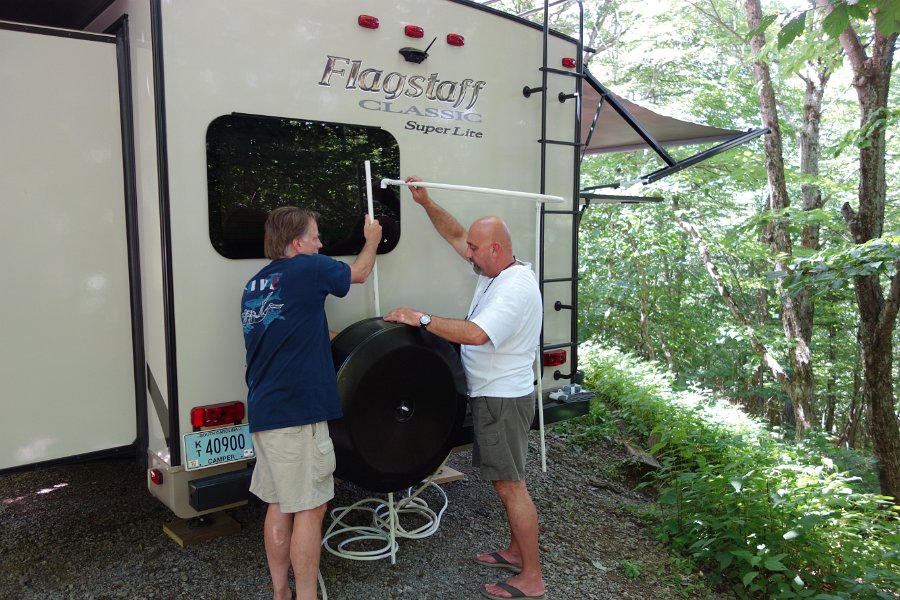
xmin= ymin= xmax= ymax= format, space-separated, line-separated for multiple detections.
xmin=380 ymin=178 xmax=564 ymax=204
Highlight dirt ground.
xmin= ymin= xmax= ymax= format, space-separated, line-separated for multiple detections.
xmin=0 ymin=432 xmax=731 ymax=599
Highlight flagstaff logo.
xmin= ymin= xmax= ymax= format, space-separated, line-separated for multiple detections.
xmin=318 ymin=55 xmax=486 ymax=124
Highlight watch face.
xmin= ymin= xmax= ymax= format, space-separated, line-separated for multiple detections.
xmin=420 ymin=314 xmax=431 ymax=327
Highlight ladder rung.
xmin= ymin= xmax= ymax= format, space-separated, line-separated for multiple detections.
xmin=542 ymin=341 xmax=576 ymax=351
xmin=543 ymin=210 xmax=580 ymax=215
xmin=542 ymin=277 xmax=577 ymax=283
xmin=538 ymin=139 xmax=582 ymax=147
xmin=539 ymin=67 xmax=586 ymax=78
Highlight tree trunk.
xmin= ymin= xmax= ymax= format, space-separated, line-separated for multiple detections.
xmin=754 ymin=216 xmax=773 ymax=421
xmin=650 ymin=322 xmax=676 ymax=374
xmin=638 ymin=293 xmax=655 ymax=361
xmin=672 ymin=203 xmax=789 ymax=388
xmin=822 ymin=322 xmax=837 ymax=433
xmin=836 ymin=341 xmax=864 ymax=449
xmin=836 ymin=16 xmax=900 ymax=502
xmin=628 ymin=239 xmax=656 ymax=362
xmin=744 ymin=0 xmax=816 ymax=439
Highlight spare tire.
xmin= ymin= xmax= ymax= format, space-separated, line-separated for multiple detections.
xmin=330 ymin=317 xmax=467 ymax=492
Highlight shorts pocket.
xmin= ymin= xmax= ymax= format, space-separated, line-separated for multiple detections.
xmin=481 ymin=431 xmax=500 ymax=446
xmin=315 ymin=432 xmax=336 ymax=480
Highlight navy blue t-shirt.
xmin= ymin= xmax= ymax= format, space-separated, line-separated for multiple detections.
xmin=241 ymin=253 xmax=351 ymax=433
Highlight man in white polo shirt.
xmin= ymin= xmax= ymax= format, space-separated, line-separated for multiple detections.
xmin=384 ymin=177 xmax=545 ymax=600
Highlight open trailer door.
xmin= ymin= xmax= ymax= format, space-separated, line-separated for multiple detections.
xmin=0 ymin=23 xmax=141 ymax=470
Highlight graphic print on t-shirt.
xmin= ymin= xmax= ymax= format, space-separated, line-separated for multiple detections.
xmin=242 ymin=273 xmax=285 ymax=333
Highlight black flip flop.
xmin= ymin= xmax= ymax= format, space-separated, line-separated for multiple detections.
xmin=473 ymin=552 xmax=523 ymax=573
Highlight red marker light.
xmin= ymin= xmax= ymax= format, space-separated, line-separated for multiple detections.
xmin=405 ymin=25 xmax=424 ymax=38
xmin=358 ymin=15 xmax=380 ymax=29
xmin=191 ymin=401 xmax=246 ymax=428
xmin=149 ymin=469 xmax=163 ymax=485
xmin=446 ymin=33 xmax=465 ymax=47
xmin=562 ymin=57 xmax=576 ymax=69
xmin=543 ymin=349 xmax=567 ymax=367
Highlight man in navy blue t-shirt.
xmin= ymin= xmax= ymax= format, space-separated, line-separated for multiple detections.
xmin=241 ymin=206 xmax=381 ymax=600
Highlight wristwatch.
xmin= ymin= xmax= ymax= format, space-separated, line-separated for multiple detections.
xmin=419 ymin=313 xmax=432 ymax=329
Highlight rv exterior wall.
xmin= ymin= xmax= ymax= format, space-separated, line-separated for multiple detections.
xmin=92 ymin=0 xmax=173 ymax=473
xmin=0 ymin=29 xmax=135 ymax=468
xmin=89 ymin=0 xmax=577 ymax=517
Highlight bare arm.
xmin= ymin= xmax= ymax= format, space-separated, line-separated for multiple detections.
xmin=383 ymin=307 xmax=489 ymax=346
xmin=405 ymin=176 xmax=468 ymax=258
xmin=350 ymin=215 xmax=382 ymax=284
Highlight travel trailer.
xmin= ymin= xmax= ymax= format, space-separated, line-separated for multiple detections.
xmin=0 ymin=0 xmax=763 ymax=519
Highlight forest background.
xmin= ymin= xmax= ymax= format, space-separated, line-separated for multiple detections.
xmin=483 ymin=0 xmax=899 ymax=597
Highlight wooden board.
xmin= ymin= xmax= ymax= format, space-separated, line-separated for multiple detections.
xmin=163 ymin=511 xmax=241 ymax=547
xmin=432 ymin=465 xmax=465 ymax=485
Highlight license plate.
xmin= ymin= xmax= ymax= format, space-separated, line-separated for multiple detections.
xmin=183 ymin=424 xmax=255 ymax=471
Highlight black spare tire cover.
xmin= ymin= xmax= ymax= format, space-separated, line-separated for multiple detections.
xmin=330 ymin=317 xmax=467 ymax=492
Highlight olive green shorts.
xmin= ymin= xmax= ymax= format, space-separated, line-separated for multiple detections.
xmin=250 ymin=421 xmax=336 ymax=513
xmin=470 ymin=393 xmax=535 ymax=481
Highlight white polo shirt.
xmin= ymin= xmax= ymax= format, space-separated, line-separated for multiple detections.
xmin=461 ymin=263 xmax=542 ymax=397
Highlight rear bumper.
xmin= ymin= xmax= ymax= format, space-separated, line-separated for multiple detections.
xmin=147 ymin=452 xmax=252 ymax=518
xmin=188 ymin=466 xmax=253 ymax=512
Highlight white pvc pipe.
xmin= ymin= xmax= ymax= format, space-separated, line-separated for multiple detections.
xmin=383 ymin=176 xmax=555 ymax=469
xmin=388 ymin=491 xmax=397 ymax=565
xmin=534 ymin=202 xmax=547 ymax=473
xmin=364 ymin=161 xmax=381 ymax=316
xmin=380 ymin=178 xmax=564 ymax=204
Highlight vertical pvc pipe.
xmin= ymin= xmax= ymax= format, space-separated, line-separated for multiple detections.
xmin=388 ymin=491 xmax=397 ymax=565
xmin=534 ymin=202 xmax=547 ymax=473
xmin=364 ymin=160 xmax=380 ymax=316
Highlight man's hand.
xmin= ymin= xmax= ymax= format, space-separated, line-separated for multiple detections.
xmin=384 ymin=308 xmax=490 ymax=345
xmin=402 ymin=175 xmax=468 ymax=257
xmin=363 ymin=214 xmax=382 ymax=247
xmin=350 ymin=214 xmax=382 ymax=284
xmin=384 ymin=307 xmax=423 ymax=327
xmin=405 ymin=176 xmax=431 ymax=207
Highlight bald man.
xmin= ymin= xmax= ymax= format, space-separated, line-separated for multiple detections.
xmin=384 ymin=177 xmax=545 ymax=600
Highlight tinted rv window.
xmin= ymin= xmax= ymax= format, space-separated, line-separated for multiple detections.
xmin=206 ymin=114 xmax=400 ymax=259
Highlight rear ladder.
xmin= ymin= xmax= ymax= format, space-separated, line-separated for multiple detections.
xmin=523 ymin=1 xmax=594 ymax=433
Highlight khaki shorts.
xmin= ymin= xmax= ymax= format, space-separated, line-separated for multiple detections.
xmin=250 ymin=421 xmax=336 ymax=513
xmin=470 ymin=393 xmax=535 ymax=481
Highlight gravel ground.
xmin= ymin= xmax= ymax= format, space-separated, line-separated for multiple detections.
xmin=0 ymin=432 xmax=731 ymax=600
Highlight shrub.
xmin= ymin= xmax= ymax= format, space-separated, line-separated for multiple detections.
xmin=577 ymin=343 xmax=900 ymax=599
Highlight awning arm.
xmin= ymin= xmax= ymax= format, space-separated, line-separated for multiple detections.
xmin=581 ymin=126 xmax=769 ymax=192
xmin=638 ymin=126 xmax=769 ymax=185
xmin=581 ymin=94 xmax=605 ymax=162
xmin=587 ymin=73 xmax=677 ymax=167
xmin=580 ymin=193 xmax=664 ymax=205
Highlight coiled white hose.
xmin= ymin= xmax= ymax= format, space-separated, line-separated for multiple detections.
xmin=322 ymin=456 xmax=451 ymax=564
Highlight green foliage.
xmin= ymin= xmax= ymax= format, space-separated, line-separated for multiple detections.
xmin=567 ymin=1 xmax=899 ymax=594
xmin=821 ymin=4 xmax=851 ymax=38
xmin=831 ymin=107 xmax=900 ymax=155
xmin=578 ymin=344 xmax=900 ymax=599
xmin=621 ymin=559 xmax=643 ymax=579
xmin=778 ymin=12 xmax=807 ymax=49
xmin=759 ymin=0 xmax=900 ymax=48
xmin=783 ymin=232 xmax=900 ymax=296
xmin=578 ymin=0 xmax=900 ymax=447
